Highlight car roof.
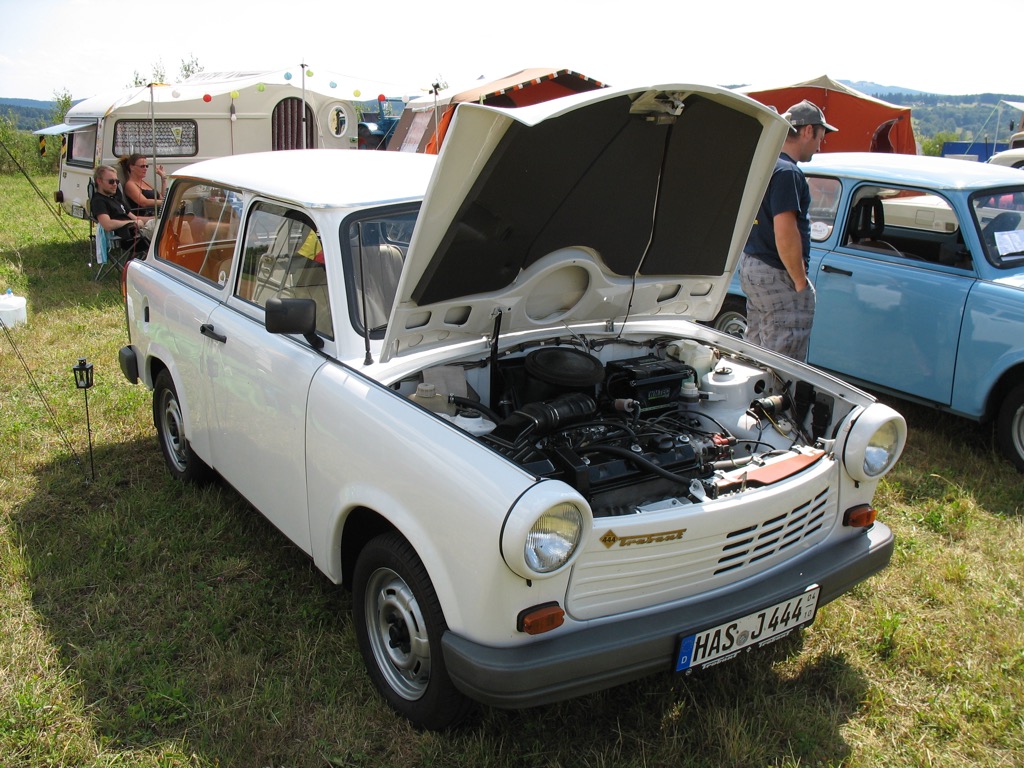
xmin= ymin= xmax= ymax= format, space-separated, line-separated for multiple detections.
xmin=170 ymin=149 xmax=437 ymax=209
xmin=803 ymin=152 xmax=1024 ymax=190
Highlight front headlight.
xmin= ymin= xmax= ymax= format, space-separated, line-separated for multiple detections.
xmin=843 ymin=403 xmax=907 ymax=482
xmin=525 ymin=503 xmax=584 ymax=573
xmin=502 ymin=486 xmax=590 ymax=580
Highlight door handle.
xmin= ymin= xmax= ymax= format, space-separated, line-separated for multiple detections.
xmin=821 ymin=264 xmax=853 ymax=277
xmin=200 ymin=323 xmax=227 ymax=343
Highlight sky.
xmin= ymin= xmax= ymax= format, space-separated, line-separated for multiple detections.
xmin=1 ymin=0 xmax=1022 ymax=103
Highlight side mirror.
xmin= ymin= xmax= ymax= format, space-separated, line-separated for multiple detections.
xmin=265 ymin=297 xmax=323 ymax=350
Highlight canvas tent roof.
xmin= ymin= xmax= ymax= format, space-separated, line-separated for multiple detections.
xmin=739 ymin=74 xmax=916 ymax=154
xmin=58 ymin=69 xmax=413 ymax=123
xmin=387 ymin=68 xmax=606 ymax=153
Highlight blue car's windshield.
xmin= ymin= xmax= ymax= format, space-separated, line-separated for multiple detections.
xmin=972 ymin=189 xmax=1024 ymax=266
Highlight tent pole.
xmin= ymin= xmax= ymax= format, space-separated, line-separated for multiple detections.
xmin=301 ymin=62 xmax=308 ymax=150
xmin=150 ymin=84 xmax=159 ymax=204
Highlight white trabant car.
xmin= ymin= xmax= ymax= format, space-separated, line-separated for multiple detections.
xmin=118 ymin=83 xmax=906 ymax=729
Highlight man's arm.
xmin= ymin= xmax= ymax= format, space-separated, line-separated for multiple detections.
xmin=773 ymin=210 xmax=808 ymax=292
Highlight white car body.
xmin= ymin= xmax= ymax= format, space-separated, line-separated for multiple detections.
xmin=119 ymin=82 xmax=906 ymax=728
xmin=988 ymin=147 xmax=1024 ymax=169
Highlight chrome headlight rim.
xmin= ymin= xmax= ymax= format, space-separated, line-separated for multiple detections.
xmin=843 ymin=403 xmax=907 ymax=483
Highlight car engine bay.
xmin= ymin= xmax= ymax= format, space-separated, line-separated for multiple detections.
xmin=401 ymin=337 xmax=841 ymax=519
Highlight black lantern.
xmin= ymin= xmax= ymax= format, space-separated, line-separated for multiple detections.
xmin=72 ymin=357 xmax=95 ymax=480
xmin=73 ymin=357 xmax=93 ymax=389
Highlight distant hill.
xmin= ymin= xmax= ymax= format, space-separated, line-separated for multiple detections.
xmin=0 ymin=98 xmax=57 ymax=131
xmin=840 ymin=80 xmax=926 ymax=97
xmin=0 ymin=97 xmax=56 ymax=110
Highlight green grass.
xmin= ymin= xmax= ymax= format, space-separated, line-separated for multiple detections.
xmin=2 ymin=173 xmax=1023 ymax=767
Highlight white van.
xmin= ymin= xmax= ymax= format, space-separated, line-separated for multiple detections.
xmin=36 ymin=69 xmax=410 ymax=220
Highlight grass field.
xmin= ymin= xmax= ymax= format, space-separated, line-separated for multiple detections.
xmin=1 ymin=173 xmax=1023 ymax=767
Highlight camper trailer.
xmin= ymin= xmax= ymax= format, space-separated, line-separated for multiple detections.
xmin=37 ymin=70 xmax=410 ymax=220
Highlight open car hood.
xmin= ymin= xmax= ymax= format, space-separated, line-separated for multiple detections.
xmin=381 ymin=83 xmax=789 ymax=363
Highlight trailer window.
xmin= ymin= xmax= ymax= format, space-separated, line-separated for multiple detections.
xmin=66 ymin=125 xmax=97 ymax=168
xmin=113 ymin=119 xmax=198 ymax=157
xmin=328 ymin=105 xmax=348 ymax=138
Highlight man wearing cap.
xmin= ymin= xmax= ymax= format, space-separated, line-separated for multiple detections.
xmin=739 ymin=100 xmax=837 ymax=360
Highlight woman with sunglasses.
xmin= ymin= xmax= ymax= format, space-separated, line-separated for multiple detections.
xmin=120 ymin=153 xmax=167 ymax=216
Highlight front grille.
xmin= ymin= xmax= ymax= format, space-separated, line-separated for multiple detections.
xmin=715 ymin=489 xmax=830 ymax=575
xmin=566 ymin=461 xmax=837 ymax=620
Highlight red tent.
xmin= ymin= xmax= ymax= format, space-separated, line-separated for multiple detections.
xmin=388 ymin=68 xmax=606 ymax=154
xmin=740 ymin=75 xmax=917 ymax=154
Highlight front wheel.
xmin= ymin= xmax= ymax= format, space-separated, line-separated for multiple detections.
xmin=152 ymin=370 xmax=212 ymax=483
xmin=353 ymin=532 xmax=473 ymax=730
xmin=996 ymin=383 xmax=1024 ymax=472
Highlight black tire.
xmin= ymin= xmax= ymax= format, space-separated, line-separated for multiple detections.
xmin=152 ymin=370 xmax=212 ymax=483
xmin=711 ymin=296 xmax=748 ymax=338
xmin=353 ymin=532 xmax=474 ymax=729
xmin=996 ymin=383 xmax=1024 ymax=472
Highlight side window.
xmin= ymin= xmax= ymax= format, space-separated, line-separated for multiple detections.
xmin=66 ymin=125 xmax=97 ymax=168
xmin=343 ymin=209 xmax=417 ymax=336
xmin=807 ymin=176 xmax=841 ymax=241
xmin=237 ymin=203 xmax=333 ymax=340
xmin=844 ymin=186 xmax=968 ymax=268
xmin=156 ymin=181 xmax=241 ymax=285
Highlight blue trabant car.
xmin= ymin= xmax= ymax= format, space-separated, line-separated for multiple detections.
xmin=714 ymin=153 xmax=1024 ymax=470
xmin=118 ymin=87 xmax=906 ymax=729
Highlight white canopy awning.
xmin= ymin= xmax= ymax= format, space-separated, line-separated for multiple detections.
xmin=33 ymin=122 xmax=93 ymax=136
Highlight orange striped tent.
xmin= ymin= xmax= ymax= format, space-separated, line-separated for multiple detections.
xmin=388 ymin=68 xmax=606 ymax=154
xmin=740 ymin=75 xmax=917 ymax=154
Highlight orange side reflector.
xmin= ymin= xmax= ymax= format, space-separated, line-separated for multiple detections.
xmin=517 ymin=603 xmax=565 ymax=635
xmin=843 ymin=504 xmax=877 ymax=528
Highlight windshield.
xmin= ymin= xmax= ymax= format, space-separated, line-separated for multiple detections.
xmin=971 ymin=189 xmax=1024 ymax=266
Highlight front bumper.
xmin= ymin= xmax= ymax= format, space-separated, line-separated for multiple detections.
xmin=442 ymin=522 xmax=893 ymax=709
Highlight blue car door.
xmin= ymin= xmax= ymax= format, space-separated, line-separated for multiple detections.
xmin=807 ymin=189 xmax=974 ymax=406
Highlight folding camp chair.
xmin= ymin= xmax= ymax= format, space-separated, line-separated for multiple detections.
xmin=92 ymin=225 xmax=132 ymax=281
xmin=86 ymin=178 xmax=138 ymax=281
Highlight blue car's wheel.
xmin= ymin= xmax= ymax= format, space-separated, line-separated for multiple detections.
xmin=997 ymin=383 xmax=1024 ymax=472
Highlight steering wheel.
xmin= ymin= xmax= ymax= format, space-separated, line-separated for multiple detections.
xmin=982 ymin=211 xmax=1022 ymax=247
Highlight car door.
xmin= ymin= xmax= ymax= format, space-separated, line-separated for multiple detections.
xmin=807 ymin=184 xmax=975 ymax=406
xmin=201 ymin=202 xmax=332 ymax=554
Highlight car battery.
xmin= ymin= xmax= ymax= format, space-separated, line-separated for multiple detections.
xmin=604 ymin=355 xmax=695 ymax=412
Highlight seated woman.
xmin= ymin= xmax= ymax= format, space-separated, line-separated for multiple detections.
xmin=120 ymin=153 xmax=167 ymax=216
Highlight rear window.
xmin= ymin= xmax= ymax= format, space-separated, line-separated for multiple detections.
xmin=155 ymin=181 xmax=241 ymax=285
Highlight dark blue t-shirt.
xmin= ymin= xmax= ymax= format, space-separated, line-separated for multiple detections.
xmin=744 ymin=152 xmax=811 ymax=269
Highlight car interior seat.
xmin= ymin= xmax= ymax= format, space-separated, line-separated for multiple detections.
xmin=351 ymin=225 xmax=405 ymax=332
xmin=847 ymin=196 xmax=903 ymax=257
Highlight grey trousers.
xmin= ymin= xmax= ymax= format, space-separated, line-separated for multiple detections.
xmin=738 ymin=254 xmax=816 ymax=361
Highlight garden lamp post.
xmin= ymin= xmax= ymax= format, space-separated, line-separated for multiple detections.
xmin=72 ymin=357 xmax=95 ymax=481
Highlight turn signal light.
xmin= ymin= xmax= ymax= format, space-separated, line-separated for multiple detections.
xmin=843 ymin=504 xmax=877 ymax=528
xmin=517 ymin=602 xmax=565 ymax=635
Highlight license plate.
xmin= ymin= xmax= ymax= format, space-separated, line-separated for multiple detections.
xmin=676 ymin=585 xmax=820 ymax=672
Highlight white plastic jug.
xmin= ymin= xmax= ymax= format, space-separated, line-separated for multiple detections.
xmin=0 ymin=289 xmax=27 ymax=328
